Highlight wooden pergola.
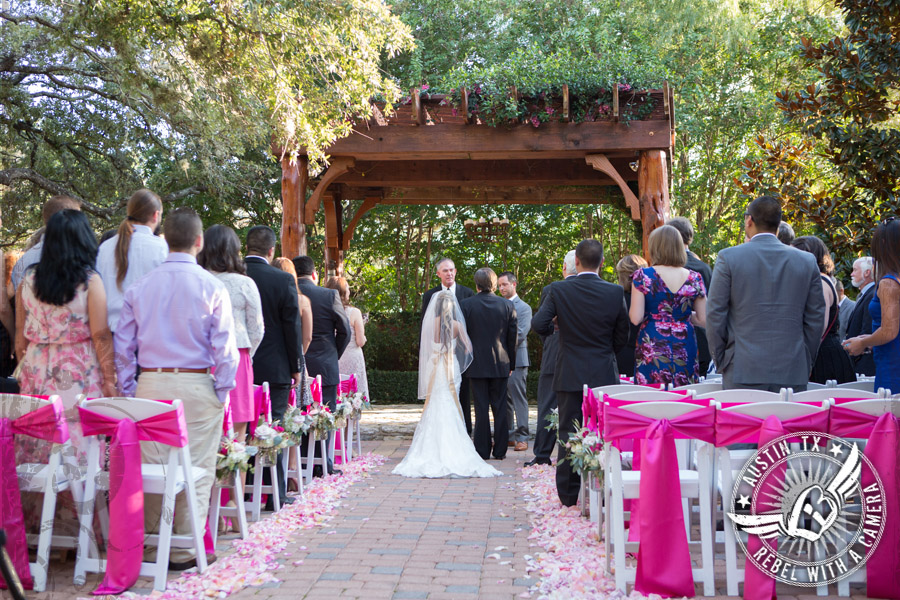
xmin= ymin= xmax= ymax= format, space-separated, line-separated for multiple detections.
xmin=280 ymin=84 xmax=676 ymax=275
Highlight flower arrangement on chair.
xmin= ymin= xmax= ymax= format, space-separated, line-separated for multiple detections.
xmin=215 ymin=437 xmax=257 ymax=483
xmin=280 ymin=403 xmax=311 ymax=445
xmin=248 ymin=418 xmax=291 ymax=465
xmin=305 ymin=402 xmax=335 ymax=438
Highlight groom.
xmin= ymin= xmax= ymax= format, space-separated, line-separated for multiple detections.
xmin=461 ymin=268 xmax=518 ymax=460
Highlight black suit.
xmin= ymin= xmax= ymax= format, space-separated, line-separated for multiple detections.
xmin=845 ymin=283 xmax=876 ymax=376
xmin=421 ymin=283 xmax=476 ymax=431
xmin=460 ymin=291 xmax=517 ymax=460
xmin=532 ymin=284 xmax=560 ymax=463
xmin=298 ymin=277 xmax=349 ymax=471
xmin=245 ymin=255 xmax=302 ymax=499
xmin=686 ymin=250 xmax=713 ymax=376
xmin=532 ymin=272 xmax=629 ymax=506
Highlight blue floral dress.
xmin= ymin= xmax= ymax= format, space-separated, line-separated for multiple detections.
xmin=632 ymin=267 xmax=706 ymax=387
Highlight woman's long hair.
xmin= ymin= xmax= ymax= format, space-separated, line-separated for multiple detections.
xmin=33 ymin=210 xmax=98 ymax=306
xmin=272 ymin=257 xmax=300 ymax=294
xmin=198 ymin=225 xmax=246 ymax=275
xmin=435 ymin=293 xmax=455 ymax=351
xmin=114 ymin=189 xmax=161 ymax=289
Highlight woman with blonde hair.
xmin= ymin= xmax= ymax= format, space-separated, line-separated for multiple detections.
xmin=324 ymin=276 xmax=369 ymax=401
xmin=95 ymin=188 xmax=167 ymax=332
xmin=629 ymin=225 xmax=707 ymax=386
xmin=272 ymin=258 xmax=313 ymax=354
xmin=615 ymin=253 xmax=648 ymax=377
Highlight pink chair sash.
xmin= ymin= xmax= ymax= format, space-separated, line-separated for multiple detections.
xmin=78 ymin=402 xmax=189 ymax=595
xmin=338 ymin=374 xmax=357 ymax=395
xmin=249 ymin=386 xmax=272 ymax=436
xmin=830 ymin=405 xmax=900 ymax=599
xmin=604 ymin=402 xmax=715 ymax=598
xmin=582 ymin=388 xmax=601 ymax=433
xmin=310 ymin=377 xmax=323 ymax=405
xmin=0 ymin=396 xmax=68 ymax=591
xmin=715 ymin=409 xmax=829 ymax=600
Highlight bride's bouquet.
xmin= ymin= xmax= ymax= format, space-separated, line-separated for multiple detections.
xmin=248 ymin=417 xmax=291 ymax=464
xmin=216 ymin=437 xmax=257 ymax=482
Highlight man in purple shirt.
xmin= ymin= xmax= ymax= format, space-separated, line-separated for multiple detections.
xmin=115 ymin=207 xmax=239 ymax=569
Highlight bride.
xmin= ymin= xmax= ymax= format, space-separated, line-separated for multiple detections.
xmin=393 ymin=291 xmax=502 ymax=478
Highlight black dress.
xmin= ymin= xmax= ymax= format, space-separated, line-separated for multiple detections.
xmin=810 ymin=276 xmax=856 ymax=384
xmin=616 ymin=293 xmax=641 ymax=377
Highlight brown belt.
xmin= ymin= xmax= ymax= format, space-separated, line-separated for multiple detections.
xmin=141 ymin=367 xmax=212 ymax=374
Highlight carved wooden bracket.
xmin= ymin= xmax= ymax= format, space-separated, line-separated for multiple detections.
xmin=341 ymin=196 xmax=382 ymax=250
xmin=304 ymin=157 xmax=355 ymax=224
xmin=585 ymin=154 xmax=640 ymax=219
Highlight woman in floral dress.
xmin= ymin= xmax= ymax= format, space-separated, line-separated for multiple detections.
xmin=629 ymin=225 xmax=707 ymax=387
xmin=15 ymin=209 xmax=117 ymax=536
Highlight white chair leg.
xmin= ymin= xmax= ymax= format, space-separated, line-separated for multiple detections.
xmin=355 ymin=418 xmax=362 ymax=456
xmin=231 ymin=476 xmax=249 ymax=538
xmin=304 ymin=435 xmax=316 ymax=484
xmin=697 ymin=447 xmax=715 ymax=596
xmin=267 ymin=458 xmax=280 ymax=512
xmin=180 ymin=448 xmax=207 ymax=574
xmin=208 ymin=483 xmax=222 ymax=547
xmin=719 ymin=448 xmax=742 ymax=597
xmin=248 ymin=459 xmax=263 ymax=521
xmin=74 ymin=441 xmax=101 ymax=586
xmin=319 ymin=439 xmax=328 ymax=474
xmin=153 ymin=455 xmax=179 ymax=591
xmin=344 ymin=424 xmax=353 ymax=463
xmin=31 ymin=455 xmax=62 ymax=592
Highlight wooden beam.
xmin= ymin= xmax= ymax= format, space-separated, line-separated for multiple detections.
xmin=413 ymin=89 xmax=426 ymax=126
xmin=335 ymin=159 xmax=632 ymax=188
xmin=341 ymin=196 xmax=381 ymax=250
xmin=562 ymin=84 xmax=570 ymax=122
xmin=279 ymin=155 xmax=307 ymax=258
xmin=461 ymin=87 xmax=470 ymax=124
xmin=585 ymin=154 xmax=641 ymax=219
xmin=638 ymin=149 xmax=671 ymax=260
xmin=368 ymin=186 xmax=611 ymax=205
xmin=304 ymin=156 xmax=354 ymax=224
xmin=612 ymin=85 xmax=620 ymax=123
xmin=320 ymin=121 xmax=671 ymax=161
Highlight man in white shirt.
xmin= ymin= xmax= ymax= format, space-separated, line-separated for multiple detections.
xmin=96 ymin=189 xmax=168 ymax=332
xmin=706 ymin=196 xmax=825 ymax=392
xmin=10 ymin=195 xmax=82 ymax=290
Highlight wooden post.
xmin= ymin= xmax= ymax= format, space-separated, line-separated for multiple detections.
xmin=323 ymin=191 xmax=344 ymax=278
xmin=280 ymin=155 xmax=307 ymax=258
xmin=637 ymin=150 xmax=671 ymax=260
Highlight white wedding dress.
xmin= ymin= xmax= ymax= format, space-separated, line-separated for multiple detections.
xmin=393 ymin=344 xmax=502 ymax=478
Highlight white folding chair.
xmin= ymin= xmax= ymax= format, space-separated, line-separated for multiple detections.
xmin=245 ymin=382 xmax=280 ymax=521
xmin=208 ymin=426 xmax=249 ymax=547
xmin=832 ymin=379 xmax=877 ymax=393
xmin=806 ymin=381 xmax=831 ymax=390
xmin=2 ymin=394 xmax=79 ymax=592
xmin=832 ymin=398 xmax=900 ymax=596
xmin=786 ymin=388 xmax=880 ymax=403
xmin=716 ymin=400 xmax=830 ymax=596
xmin=670 ymin=380 xmax=724 ymax=395
xmin=695 ymin=389 xmax=785 ymax=404
xmin=605 ymin=389 xmax=694 ymax=402
xmin=592 ymin=383 xmax=640 ymax=396
xmin=74 ymin=397 xmax=208 ymax=591
xmin=302 ymin=426 xmax=329 ymax=485
xmin=605 ymin=401 xmax=716 ymax=596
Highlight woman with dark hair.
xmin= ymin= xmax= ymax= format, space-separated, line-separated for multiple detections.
xmin=14 ymin=209 xmax=117 ymax=536
xmin=615 ymin=253 xmax=647 ymax=378
xmin=324 ymin=276 xmax=369 ymax=401
xmin=791 ymin=236 xmax=855 ymax=384
xmin=198 ymin=225 xmax=264 ymax=440
xmin=95 ymin=189 xmax=166 ymax=332
xmin=845 ymin=218 xmax=900 ymax=393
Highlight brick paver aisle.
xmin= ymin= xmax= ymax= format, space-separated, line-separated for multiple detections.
xmin=234 ymin=440 xmax=536 ymax=600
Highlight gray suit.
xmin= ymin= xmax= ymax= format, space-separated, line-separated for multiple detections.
xmin=506 ymin=295 xmax=532 ymax=442
xmin=838 ymin=296 xmax=856 ymax=340
xmin=706 ymin=233 xmax=825 ymax=391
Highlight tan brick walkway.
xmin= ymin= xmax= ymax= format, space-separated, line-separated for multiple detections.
xmin=228 ymin=440 xmax=536 ymax=600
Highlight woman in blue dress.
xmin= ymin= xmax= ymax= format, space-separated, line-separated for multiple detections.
xmin=845 ymin=218 xmax=900 ymax=394
xmin=629 ymin=225 xmax=707 ymax=387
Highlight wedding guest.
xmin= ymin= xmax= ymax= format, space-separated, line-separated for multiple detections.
xmin=95 ymin=189 xmax=167 ymax=332
xmin=707 ymin=196 xmax=824 ymax=392
xmin=273 ymin=258 xmax=313 ymax=354
xmin=845 ymin=218 xmax=900 ymax=394
xmin=245 ymin=228 xmax=302 ymax=500
xmin=527 ymin=250 xmax=576 ymax=467
xmin=15 ymin=209 xmax=117 ymax=537
xmin=533 ymin=239 xmax=629 ymax=506
xmin=498 ymin=271 xmax=531 ymax=452
xmin=791 ymin=236 xmax=855 ymax=384
xmin=845 ymin=257 xmax=876 ymax=375
xmin=198 ymin=225 xmax=265 ymax=443
xmin=11 ymin=195 xmax=82 ymax=291
xmin=836 ymin=279 xmax=855 ymax=340
xmin=324 ymin=276 xmax=369 ymax=402
xmin=629 ymin=225 xmax=707 ymax=386
xmin=668 ymin=217 xmax=713 ymax=375
xmin=115 ymin=207 xmax=239 ymax=568
xmin=421 ymin=258 xmax=475 ymax=432
xmin=777 ymin=221 xmax=795 ymax=245
xmin=615 ymin=253 xmax=648 ymax=378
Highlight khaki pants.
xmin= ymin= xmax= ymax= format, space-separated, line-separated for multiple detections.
xmin=138 ymin=372 xmax=223 ymax=562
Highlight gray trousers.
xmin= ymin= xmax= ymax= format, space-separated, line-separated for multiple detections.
xmin=506 ymin=366 xmax=529 ymax=442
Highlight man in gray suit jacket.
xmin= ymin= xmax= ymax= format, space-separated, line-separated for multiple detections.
xmin=707 ymin=196 xmax=825 ymax=392
xmin=836 ymin=279 xmax=856 ymax=340
xmin=499 ymin=271 xmax=532 ymax=451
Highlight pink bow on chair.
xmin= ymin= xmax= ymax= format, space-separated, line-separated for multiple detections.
xmin=830 ymin=402 xmax=900 ymax=599
xmin=310 ymin=376 xmax=323 ymax=405
xmin=604 ymin=401 xmax=715 ymax=598
xmin=715 ymin=407 xmax=830 ymax=600
xmin=582 ymin=388 xmax=602 ymax=433
xmin=0 ymin=396 xmax=68 ymax=591
xmin=339 ymin=375 xmax=357 ymax=395
xmin=78 ymin=402 xmax=189 ymax=595
xmin=249 ymin=385 xmax=272 ymax=436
